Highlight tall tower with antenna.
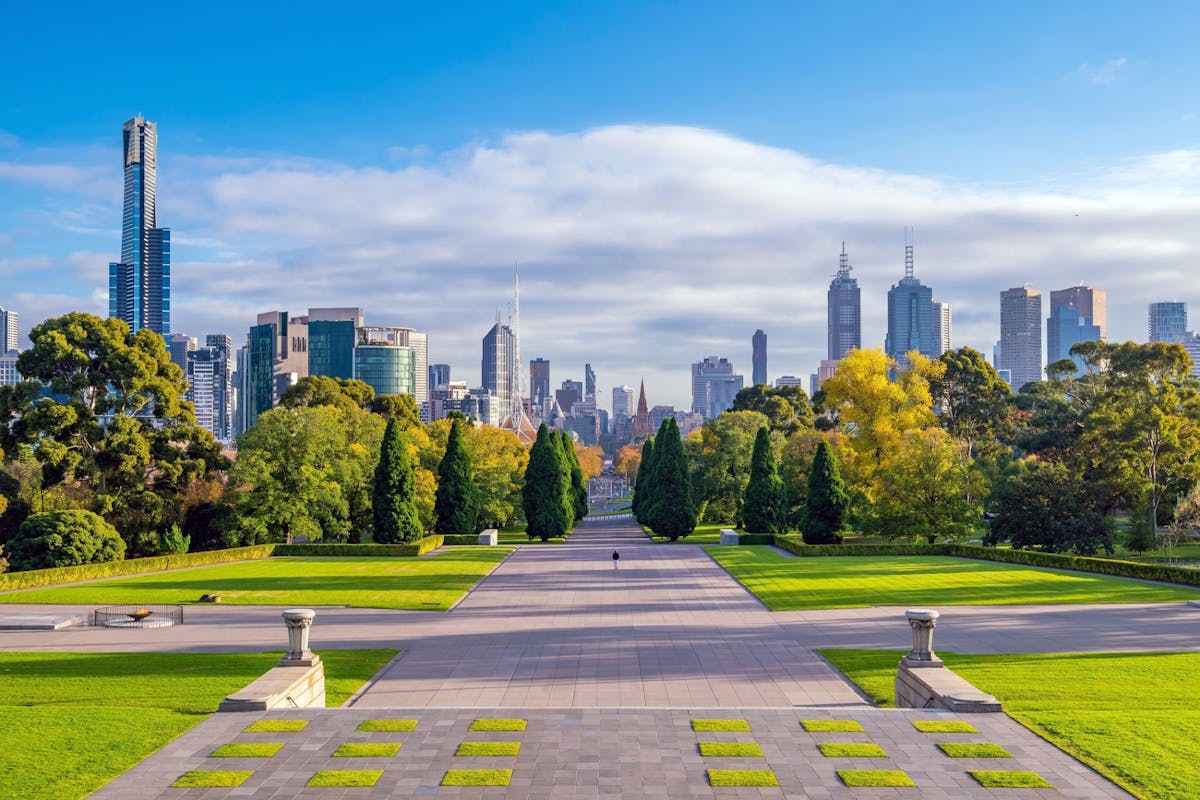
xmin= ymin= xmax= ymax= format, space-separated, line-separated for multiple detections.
xmin=827 ymin=241 xmax=861 ymax=360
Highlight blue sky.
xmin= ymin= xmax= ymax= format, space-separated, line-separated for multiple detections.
xmin=2 ymin=2 xmax=1199 ymax=407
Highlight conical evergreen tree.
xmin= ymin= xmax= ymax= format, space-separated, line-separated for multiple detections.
xmin=522 ymin=424 xmax=572 ymax=541
xmin=434 ymin=417 xmax=480 ymax=534
xmin=632 ymin=437 xmax=655 ymax=523
xmin=742 ymin=426 xmax=788 ymax=533
xmin=647 ymin=418 xmax=696 ymax=541
xmin=559 ymin=432 xmax=589 ymax=522
xmin=373 ymin=417 xmax=423 ymax=543
xmin=802 ymin=440 xmax=848 ymax=544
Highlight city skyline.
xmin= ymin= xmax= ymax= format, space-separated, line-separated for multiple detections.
xmin=3 ymin=5 xmax=1200 ymax=408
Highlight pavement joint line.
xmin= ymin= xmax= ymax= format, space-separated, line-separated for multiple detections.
xmin=343 ymin=649 xmax=410 ymax=708
xmin=445 ymin=546 xmax=518 ymax=612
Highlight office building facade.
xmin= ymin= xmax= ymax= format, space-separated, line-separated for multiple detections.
xmin=752 ymin=329 xmax=767 ymax=386
xmin=0 ymin=307 xmax=19 ymax=352
xmin=187 ymin=334 xmax=233 ymax=442
xmin=169 ymin=333 xmax=196 ymax=374
xmin=1047 ymin=285 xmax=1106 ymax=370
xmin=481 ymin=322 xmax=517 ymax=426
xmin=109 ymin=116 xmax=171 ymax=336
xmin=827 ymin=244 xmax=861 ymax=360
xmin=884 ymin=244 xmax=936 ymax=365
xmin=584 ymin=363 xmax=596 ymax=403
xmin=999 ymin=287 xmax=1043 ymax=390
xmin=529 ymin=359 xmax=551 ymax=414
xmin=691 ymin=356 xmax=744 ymax=419
xmin=932 ymin=300 xmax=952 ymax=356
xmin=1149 ymin=302 xmax=1188 ymax=343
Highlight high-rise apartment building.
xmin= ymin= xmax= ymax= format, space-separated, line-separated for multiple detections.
xmin=241 ymin=311 xmax=309 ymax=432
xmin=1047 ymin=285 xmax=1106 ymax=370
xmin=612 ymin=385 xmax=634 ymax=418
xmin=752 ymin=329 xmax=767 ymax=386
xmin=691 ymin=356 xmax=744 ymax=419
xmin=885 ymin=243 xmax=936 ymax=366
xmin=481 ymin=322 xmax=517 ymax=426
xmin=169 ymin=333 xmax=197 ymax=374
xmin=999 ymin=287 xmax=1043 ymax=390
xmin=932 ymin=300 xmax=952 ymax=356
xmin=584 ymin=363 xmax=597 ymax=402
xmin=0 ymin=351 xmax=20 ymax=387
xmin=827 ymin=244 xmax=861 ymax=360
xmin=188 ymin=334 xmax=233 ymax=442
xmin=1149 ymin=302 xmax=1188 ymax=343
xmin=109 ymin=116 xmax=171 ymax=336
xmin=356 ymin=326 xmax=418 ymax=397
xmin=307 ymin=308 xmax=363 ymax=380
xmin=429 ymin=363 xmax=451 ymax=393
xmin=0 ymin=307 xmax=19 ymax=352
xmin=529 ymin=358 xmax=551 ymax=414
xmin=556 ymin=380 xmax=583 ymax=415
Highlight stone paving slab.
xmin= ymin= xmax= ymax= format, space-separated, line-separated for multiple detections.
xmin=86 ymin=707 xmax=1132 ymax=799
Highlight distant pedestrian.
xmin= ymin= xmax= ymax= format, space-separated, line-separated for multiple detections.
xmin=612 ymin=550 xmax=620 ymax=570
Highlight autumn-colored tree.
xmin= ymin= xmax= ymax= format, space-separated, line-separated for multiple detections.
xmin=573 ymin=443 xmax=603 ymax=481
xmin=421 ymin=420 xmax=527 ymax=528
xmin=685 ymin=410 xmax=771 ymax=523
xmin=614 ymin=443 xmax=641 ymax=486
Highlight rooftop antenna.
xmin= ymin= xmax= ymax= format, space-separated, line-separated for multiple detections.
xmin=510 ymin=261 xmax=529 ymax=436
xmin=904 ymin=227 xmax=915 ymax=279
xmin=837 ymin=241 xmax=852 ymax=279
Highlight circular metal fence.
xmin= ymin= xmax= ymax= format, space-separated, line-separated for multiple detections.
xmin=92 ymin=604 xmax=184 ymax=629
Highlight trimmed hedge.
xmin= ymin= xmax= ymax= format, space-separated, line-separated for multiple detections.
xmin=0 ymin=545 xmax=276 ymax=592
xmin=737 ymin=533 xmax=775 ymax=546
xmin=947 ymin=544 xmax=1200 ymax=588
xmin=773 ymin=537 xmax=948 ymax=557
xmin=275 ymin=535 xmax=444 ymax=558
xmin=440 ymin=535 xmax=478 ymax=546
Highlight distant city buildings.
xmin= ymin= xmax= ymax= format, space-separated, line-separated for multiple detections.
xmin=632 ymin=380 xmax=652 ymax=439
xmin=751 ymin=329 xmax=767 ymax=386
xmin=691 ymin=356 xmax=744 ymax=419
xmin=0 ymin=351 xmax=19 ymax=387
xmin=108 ymin=116 xmax=171 ymax=337
xmin=584 ymin=363 xmax=596 ymax=403
xmin=932 ymin=300 xmax=952 ymax=356
xmin=188 ymin=334 xmax=233 ymax=442
xmin=0 ymin=307 xmax=19 ymax=353
xmin=169 ymin=333 xmax=196 ymax=374
xmin=827 ymin=243 xmax=861 ymax=361
xmin=775 ymin=375 xmax=804 ymax=388
xmin=1149 ymin=302 xmax=1188 ymax=343
xmin=999 ymin=287 xmax=1042 ymax=390
xmin=885 ymin=241 xmax=942 ymax=366
xmin=481 ymin=321 xmax=517 ymax=426
xmin=529 ymin=358 xmax=550 ymax=414
xmin=1047 ymin=285 xmax=1106 ymax=372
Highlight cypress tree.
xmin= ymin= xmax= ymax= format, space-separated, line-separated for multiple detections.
xmin=632 ymin=437 xmax=655 ymax=523
xmin=559 ymin=432 xmax=589 ymax=522
xmin=434 ymin=417 xmax=479 ymax=534
xmin=802 ymin=440 xmax=848 ymax=544
xmin=742 ymin=426 xmax=787 ymax=534
xmin=373 ymin=417 xmax=423 ymax=543
xmin=647 ymin=418 xmax=696 ymax=541
xmin=522 ymin=425 xmax=572 ymax=541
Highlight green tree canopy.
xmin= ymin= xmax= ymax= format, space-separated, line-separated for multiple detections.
xmin=801 ymin=440 xmax=848 ymax=544
xmin=281 ymin=376 xmax=375 ymax=413
xmin=433 ymin=417 xmax=479 ymax=534
xmin=559 ymin=430 xmax=588 ymax=522
xmin=685 ymin=410 xmax=771 ymax=523
xmin=985 ymin=460 xmax=1113 ymax=555
xmin=646 ymin=418 xmax=696 ymax=541
xmin=742 ymin=427 xmax=787 ymax=534
xmin=6 ymin=509 xmax=125 ymax=572
xmin=930 ymin=346 xmax=1012 ymax=457
xmin=372 ymin=416 xmax=423 ymax=543
xmin=632 ymin=437 xmax=655 ymax=524
xmin=731 ymin=385 xmax=814 ymax=434
xmin=521 ymin=424 xmax=573 ymax=541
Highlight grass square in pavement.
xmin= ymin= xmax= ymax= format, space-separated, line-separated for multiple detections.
xmin=209 ymin=742 xmax=284 ymax=758
xmin=801 ymin=719 xmax=864 ymax=733
xmin=705 ymin=548 xmax=1200 ymax=610
xmin=698 ymin=742 xmax=763 ymax=757
xmin=939 ymin=742 xmax=1012 ymax=758
xmin=818 ymin=742 xmax=888 ymax=758
xmin=333 ymin=742 xmax=402 ymax=757
xmin=691 ymin=718 xmax=751 ymax=732
xmin=913 ymin=719 xmax=980 ymax=734
xmin=456 ymin=741 xmax=521 ymax=756
xmin=442 ymin=769 xmax=513 ymax=786
xmin=171 ymin=770 xmax=253 ymax=788
xmin=356 ymin=718 xmax=418 ymax=732
xmin=837 ymin=769 xmax=916 ymax=787
xmin=244 ymin=719 xmax=309 ymax=733
xmin=469 ymin=718 xmax=527 ymax=731
xmin=706 ymin=769 xmax=779 ymax=786
xmin=307 ymin=769 xmax=383 ymax=787
xmin=970 ymin=770 xmax=1053 ymax=788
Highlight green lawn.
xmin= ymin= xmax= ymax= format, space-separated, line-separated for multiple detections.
xmin=0 ymin=649 xmax=396 ymax=800
xmin=822 ymin=649 xmax=1200 ymax=800
xmin=647 ymin=522 xmax=728 ymax=544
xmin=705 ymin=547 xmax=1200 ymax=609
xmin=0 ymin=550 xmax=511 ymax=610
xmin=498 ymin=523 xmax=566 ymax=544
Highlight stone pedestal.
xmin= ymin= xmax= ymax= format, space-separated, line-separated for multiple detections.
xmin=901 ymin=608 xmax=942 ymax=668
xmin=279 ymin=608 xmax=320 ymax=668
xmin=478 ymin=528 xmax=499 ymax=546
xmin=719 ymin=529 xmax=740 ymax=546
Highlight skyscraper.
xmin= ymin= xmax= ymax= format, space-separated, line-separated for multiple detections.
xmin=612 ymin=385 xmax=634 ymax=418
xmin=529 ymin=358 xmax=550 ymax=414
xmin=752 ymin=329 xmax=767 ymax=386
xmin=999 ymin=287 xmax=1042 ymax=390
xmin=0 ymin=307 xmax=19 ymax=352
xmin=481 ymin=322 xmax=517 ymax=426
xmin=931 ymin=300 xmax=952 ymax=356
xmin=108 ymin=116 xmax=171 ymax=336
xmin=429 ymin=364 xmax=451 ymax=393
xmin=188 ymin=334 xmax=233 ymax=442
xmin=691 ymin=356 xmax=744 ymax=419
xmin=242 ymin=311 xmax=308 ymax=431
xmin=169 ymin=333 xmax=196 ymax=374
xmin=307 ymin=307 xmax=364 ymax=380
xmin=827 ymin=243 xmax=861 ymax=360
xmin=1149 ymin=302 xmax=1188 ymax=343
xmin=584 ymin=363 xmax=597 ymax=402
xmin=1047 ymin=285 xmax=1106 ymax=370
xmin=885 ymin=242 xmax=936 ymax=366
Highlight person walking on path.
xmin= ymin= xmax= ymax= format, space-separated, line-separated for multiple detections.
xmin=612 ymin=550 xmax=620 ymax=570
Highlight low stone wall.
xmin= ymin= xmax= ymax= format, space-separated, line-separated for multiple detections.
xmin=218 ymin=661 xmax=325 ymax=712
xmin=478 ymin=528 xmax=499 ymax=545
xmin=895 ymin=661 xmax=1001 ymax=713
xmin=719 ymin=529 xmax=740 ymax=545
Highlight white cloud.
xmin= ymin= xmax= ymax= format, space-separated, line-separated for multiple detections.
xmin=1078 ymin=57 xmax=1128 ymax=85
xmin=7 ymin=124 xmax=1200 ymax=408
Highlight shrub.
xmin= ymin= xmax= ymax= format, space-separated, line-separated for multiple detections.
xmin=158 ymin=523 xmax=190 ymax=555
xmin=0 ymin=545 xmax=276 ymax=591
xmin=6 ymin=510 xmax=126 ymax=572
xmin=742 ymin=427 xmax=787 ymax=534
xmin=274 ymin=536 xmax=443 ymax=557
xmin=801 ymin=441 xmax=848 ymax=544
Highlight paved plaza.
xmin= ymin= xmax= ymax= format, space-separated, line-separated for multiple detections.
xmin=4 ymin=516 xmax=1183 ymax=797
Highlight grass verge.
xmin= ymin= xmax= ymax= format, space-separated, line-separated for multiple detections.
xmin=441 ymin=769 xmax=513 ymax=786
xmin=823 ymin=648 xmax=1200 ymax=800
xmin=210 ymin=742 xmax=284 ymax=758
xmin=969 ymin=770 xmax=1053 ymax=788
xmin=706 ymin=769 xmax=778 ymax=786
xmin=356 ymin=718 xmax=418 ymax=732
xmin=468 ymin=718 xmax=527 ymax=731
xmin=697 ymin=742 xmax=763 ymax=757
xmin=244 ymin=719 xmax=308 ymax=733
xmin=837 ymin=769 xmax=916 ymax=787
xmin=691 ymin=718 xmax=751 ymax=732
xmin=333 ymin=742 xmax=402 ymax=757
xmin=938 ymin=742 xmax=1011 ymax=759
xmin=307 ymin=769 xmax=382 ymax=787
xmin=456 ymin=741 xmax=521 ymax=756
xmin=171 ymin=770 xmax=252 ymax=788
xmin=800 ymin=719 xmax=864 ymax=733
xmin=706 ymin=548 xmax=1200 ymax=609
xmin=818 ymin=742 xmax=887 ymax=758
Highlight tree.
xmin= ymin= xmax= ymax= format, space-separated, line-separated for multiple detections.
xmin=930 ymin=347 xmax=1012 ymax=458
xmin=522 ymin=425 xmax=573 ymax=541
xmin=560 ymin=432 xmax=588 ymax=522
xmin=645 ymin=418 xmax=696 ymax=540
xmin=6 ymin=509 xmax=125 ymax=571
xmin=985 ymin=461 xmax=1113 ymax=555
xmin=281 ymin=376 xmax=375 ymax=413
xmin=685 ymin=410 xmax=771 ymax=523
xmin=731 ymin=385 xmax=813 ymax=434
xmin=370 ymin=394 xmax=422 ymax=427
xmin=434 ymin=417 xmax=479 ymax=534
xmin=632 ymin=437 xmax=655 ymax=523
xmin=742 ymin=427 xmax=787 ymax=533
xmin=158 ymin=523 xmax=190 ymax=555
xmin=0 ymin=313 xmax=228 ymax=555
xmin=801 ymin=440 xmax=848 ymax=544
xmin=861 ymin=427 xmax=979 ymax=543
xmin=614 ymin=444 xmax=641 ymax=487
xmin=421 ymin=420 xmax=527 ymax=529
xmin=573 ymin=443 xmax=604 ymax=481
xmin=372 ymin=417 xmax=423 ymax=543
